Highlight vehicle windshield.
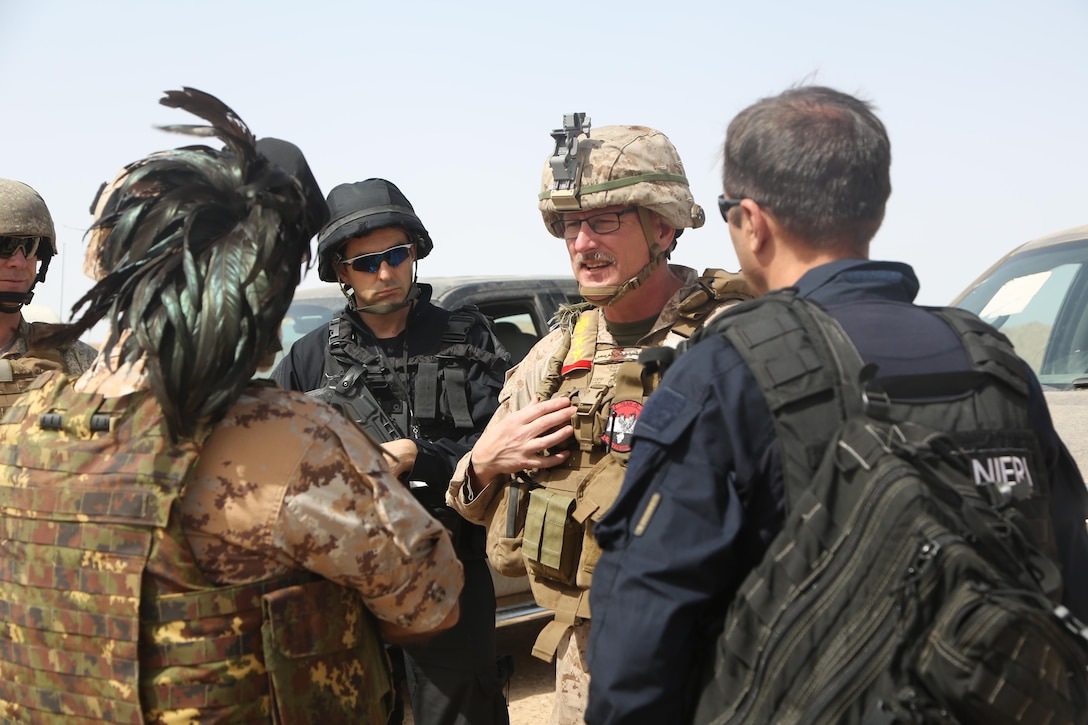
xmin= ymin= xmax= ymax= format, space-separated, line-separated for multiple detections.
xmin=955 ymin=239 xmax=1088 ymax=389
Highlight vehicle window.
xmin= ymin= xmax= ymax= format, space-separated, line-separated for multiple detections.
xmin=486 ymin=310 xmax=540 ymax=365
xmin=956 ymin=240 xmax=1088 ymax=386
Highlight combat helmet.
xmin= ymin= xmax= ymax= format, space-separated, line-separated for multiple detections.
xmin=316 ymin=178 xmax=432 ymax=314
xmin=0 ymin=178 xmax=57 ymax=312
xmin=538 ymin=114 xmax=705 ymax=305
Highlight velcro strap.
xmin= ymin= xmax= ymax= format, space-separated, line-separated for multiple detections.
xmin=532 ymin=610 xmax=580 ymax=662
xmin=443 ymin=367 xmax=473 ymax=428
xmin=415 ymin=362 xmax=439 ymax=420
xmin=0 ymin=359 xmax=12 ymax=383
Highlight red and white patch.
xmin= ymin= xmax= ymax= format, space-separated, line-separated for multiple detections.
xmin=601 ymin=400 xmax=642 ymax=453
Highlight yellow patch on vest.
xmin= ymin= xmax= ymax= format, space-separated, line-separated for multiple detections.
xmin=562 ymin=311 xmax=598 ymax=375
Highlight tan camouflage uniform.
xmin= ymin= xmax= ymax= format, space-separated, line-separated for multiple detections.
xmin=69 ymin=355 xmax=464 ymax=632
xmin=448 ymin=265 xmax=738 ymax=725
xmin=0 ymin=354 xmax=462 ymax=723
xmin=2 ymin=317 xmax=98 ymax=373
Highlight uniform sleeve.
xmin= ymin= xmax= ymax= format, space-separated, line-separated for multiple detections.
xmin=445 ymin=328 xmax=559 ymax=523
xmin=586 ymin=337 xmax=773 ymax=724
xmin=60 ymin=340 xmax=99 ymax=376
xmin=184 ymin=389 xmax=463 ymax=633
xmin=276 ymin=397 xmax=464 ymax=633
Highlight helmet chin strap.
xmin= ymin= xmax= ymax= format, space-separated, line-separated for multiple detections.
xmin=0 ymin=288 xmax=35 ymax=315
xmin=578 ymin=208 xmax=675 ymax=307
xmin=342 ymin=262 xmax=421 ymax=315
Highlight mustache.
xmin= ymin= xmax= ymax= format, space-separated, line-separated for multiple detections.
xmin=574 ymin=252 xmax=616 ymax=266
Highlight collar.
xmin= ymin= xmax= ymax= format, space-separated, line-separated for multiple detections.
xmin=791 ymin=259 xmax=920 ymax=305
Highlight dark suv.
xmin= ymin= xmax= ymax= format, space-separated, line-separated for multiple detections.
xmin=270 ymin=275 xmax=582 ymax=622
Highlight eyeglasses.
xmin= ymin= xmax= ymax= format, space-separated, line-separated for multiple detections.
xmin=551 ymin=208 xmax=638 ymax=240
xmin=0 ymin=236 xmax=42 ymax=259
xmin=339 ymin=243 xmax=414 ymax=273
xmin=718 ymin=196 xmax=747 ymax=225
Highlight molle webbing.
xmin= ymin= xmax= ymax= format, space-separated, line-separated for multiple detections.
xmin=0 ymin=375 xmax=200 ymax=723
xmin=0 ymin=375 xmax=391 ymax=723
xmin=324 ymin=308 xmax=494 ymax=433
xmin=0 ymin=348 xmax=65 ymax=417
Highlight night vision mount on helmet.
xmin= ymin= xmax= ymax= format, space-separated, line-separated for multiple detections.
xmin=0 ymin=178 xmax=57 ymax=313
xmin=538 ymin=114 xmax=705 ymax=306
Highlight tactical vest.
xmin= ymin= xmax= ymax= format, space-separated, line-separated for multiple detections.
xmin=0 ymin=373 xmax=392 ymax=724
xmin=514 ymin=269 xmax=751 ymax=660
xmin=319 ymin=307 xmax=504 ymax=442
xmin=687 ymin=293 xmax=1086 ymax=725
xmin=316 ymin=306 xmax=506 ymax=545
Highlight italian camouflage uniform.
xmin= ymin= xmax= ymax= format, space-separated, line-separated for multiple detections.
xmin=0 ymin=354 xmax=462 ymax=723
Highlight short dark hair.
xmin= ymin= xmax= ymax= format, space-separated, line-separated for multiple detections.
xmin=723 ymin=85 xmax=891 ymax=250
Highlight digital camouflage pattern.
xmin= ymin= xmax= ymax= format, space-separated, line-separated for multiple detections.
xmin=537 ymin=125 xmax=705 ymax=236
xmin=0 ymin=178 xmax=56 ymax=254
xmin=0 ymin=358 xmax=461 ymax=723
xmin=448 ymin=266 xmax=747 ymax=647
xmin=447 ymin=266 xmax=746 ymax=724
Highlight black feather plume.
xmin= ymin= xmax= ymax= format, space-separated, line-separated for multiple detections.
xmin=44 ymin=88 xmax=317 ymax=441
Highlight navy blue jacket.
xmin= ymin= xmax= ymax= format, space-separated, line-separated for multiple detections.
xmin=585 ymin=259 xmax=1088 ymax=725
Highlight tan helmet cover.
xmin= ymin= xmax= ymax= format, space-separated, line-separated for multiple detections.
xmin=538 ymin=125 xmax=705 ymax=237
xmin=84 ymin=159 xmax=164 ymax=281
xmin=0 ymin=178 xmax=56 ymax=255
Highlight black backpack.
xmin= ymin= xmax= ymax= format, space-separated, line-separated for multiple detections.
xmin=689 ymin=291 xmax=1088 ymax=725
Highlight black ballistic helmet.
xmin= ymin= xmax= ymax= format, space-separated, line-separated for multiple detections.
xmin=316 ymin=178 xmax=433 ymax=282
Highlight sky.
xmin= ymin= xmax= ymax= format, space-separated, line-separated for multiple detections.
xmin=2 ymin=0 xmax=1086 ymax=320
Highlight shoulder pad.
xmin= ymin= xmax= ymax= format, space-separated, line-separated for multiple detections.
xmin=678 ymin=268 xmax=753 ymax=315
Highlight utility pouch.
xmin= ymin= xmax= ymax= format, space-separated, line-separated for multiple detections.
xmin=917 ymin=579 xmax=1088 ymax=725
xmin=523 ymin=488 xmax=581 ymax=585
xmin=261 ymin=579 xmax=393 ymax=725
xmin=485 ymin=479 xmax=530 ymax=577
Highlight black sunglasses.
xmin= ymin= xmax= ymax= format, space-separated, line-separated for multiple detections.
xmin=717 ymin=196 xmax=747 ymax=225
xmin=339 ymin=243 xmax=413 ymax=273
xmin=0 ymin=236 xmax=42 ymax=259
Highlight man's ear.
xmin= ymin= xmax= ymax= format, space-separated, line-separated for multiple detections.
xmin=649 ymin=211 xmax=677 ymax=251
xmin=738 ymin=199 xmax=769 ymax=255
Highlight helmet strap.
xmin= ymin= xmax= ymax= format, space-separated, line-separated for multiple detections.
xmin=578 ymin=208 xmax=676 ymax=307
xmin=0 ymin=287 xmax=35 ymax=314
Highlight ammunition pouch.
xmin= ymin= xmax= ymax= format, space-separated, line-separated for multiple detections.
xmin=524 ymin=489 xmax=580 ymax=585
xmin=522 ymin=454 xmax=625 ymax=590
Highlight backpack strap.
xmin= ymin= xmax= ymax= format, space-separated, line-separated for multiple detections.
xmin=708 ymin=291 xmax=862 ymax=494
xmin=929 ymin=306 xmax=1030 ymax=397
